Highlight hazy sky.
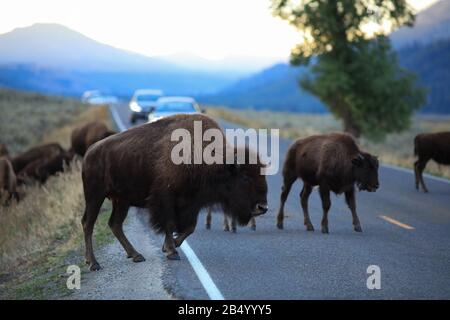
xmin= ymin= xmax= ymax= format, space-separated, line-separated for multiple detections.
xmin=0 ymin=0 xmax=439 ymax=60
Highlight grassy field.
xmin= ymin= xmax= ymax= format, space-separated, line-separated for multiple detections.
xmin=0 ymin=88 xmax=115 ymax=299
xmin=205 ymin=106 xmax=450 ymax=180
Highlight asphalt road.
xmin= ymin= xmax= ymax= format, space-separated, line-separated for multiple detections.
xmin=111 ymin=103 xmax=450 ymax=299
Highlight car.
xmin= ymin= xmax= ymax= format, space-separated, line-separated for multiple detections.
xmin=129 ymin=89 xmax=164 ymax=124
xmin=81 ymin=90 xmax=118 ymax=105
xmin=148 ymin=96 xmax=202 ymax=123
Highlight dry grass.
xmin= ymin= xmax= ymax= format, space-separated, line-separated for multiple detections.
xmin=0 ymin=89 xmax=114 ymax=296
xmin=205 ymin=106 xmax=450 ymax=179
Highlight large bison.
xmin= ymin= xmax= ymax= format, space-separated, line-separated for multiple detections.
xmin=82 ymin=114 xmax=268 ymax=271
xmin=414 ymin=132 xmax=450 ymax=193
xmin=10 ymin=143 xmax=65 ymax=174
xmin=0 ymin=157 xmax=18 ymax=202
xmin=71 ymin=121 xmax=116 ymax=156
xmin=277 ymin=133 xmax=379 ymax=233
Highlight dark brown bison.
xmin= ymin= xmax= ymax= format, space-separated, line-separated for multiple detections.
xmin=277 ymin=133 xmax=379 ymax=233
xmin=0 ymin=157 xmax=18 ymax=202
xmin=71 ymin=121 xmax=116 ymax=156
xmin=17 ymin=151 xmax=74 ymax=184
xmin=205 ymin=208 xmax=256 ymax=232
xmin=10 ymin=143 xmax=65 ymax=174
xmin=414 ymin=132 xmax=450 ymax=193
xmin=0 ymin=144 xmax=9 ymax=157
xmin=82 ymin=114 xmax=268 ymax=270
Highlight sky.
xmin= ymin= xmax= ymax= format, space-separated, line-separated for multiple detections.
xmin=0 ymin=0 xmax=439 ymax=60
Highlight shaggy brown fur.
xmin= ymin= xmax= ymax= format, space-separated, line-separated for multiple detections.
xmin=414 ymin=132 xmax=450 ymax=192
xmin=277 ymin=133 xmax=379 ymax=233
xmin=0 ymin=144 xmax=9 ymax=157
xmin=71 ymin=121 xmax=116 ymax=156
xmin=205 ymin=208 xmax=256 ymax=232
xmin=10 ymin=143 xmax=65 ymax=173
xmin=0 ymin=157 xmax=18 ymax=202
xmin=82 ymin=114 xmax=268 ymax=270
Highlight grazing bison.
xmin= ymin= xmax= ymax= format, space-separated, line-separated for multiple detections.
xmin=71 ymin=121 xmax=116 ymax=156
xmin=0 ymin=144 xmax=9 ymax=157
xmin=17 ymin=151 xmax=74 ymax=184
xmin=0 ymin=157 xmax=18 ymax=202
xmin=82 ymin=114 xmax=268 ymax=270
xmin=277 ymin=133 xmax=379 ymax=233
xmin=205 ymin=208 xmax=256 ymax=232
xmin=414 ymin=132 xmax=450 ymax=193
xmin=10 ymin=143 xmax=65 ymax=173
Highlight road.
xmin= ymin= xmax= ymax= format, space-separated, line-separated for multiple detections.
xmin=110 ymin=103 xmax=450 ymax=299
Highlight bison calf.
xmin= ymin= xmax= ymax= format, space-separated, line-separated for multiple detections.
xmin=277 ymin=133 xmax=379 ymax=233
xmin=0 ymin=157 xmax=18 ymax=202
xmin=414 ymin=132 xmax=450 ymax=193
xmin=71 ymin=121 xmax=116 ymax=156
xmin=10 ymin=143 xmax=65 ymax=173
xmin=17 ymin=151 xmax=73 ymax=184
xmin=82 ymin=114 xmax=268 ymax=271
xmin=205 ymin=208 xmax=256 ymax=232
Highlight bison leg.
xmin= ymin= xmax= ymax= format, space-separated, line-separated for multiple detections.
xmin=249 ymin=217 xmax=256 ymax=231
xmin=414 ymin=159 xmax=429 ymax=193
xmin=174 ymin=223 xmax=196 ymax=248
xmin=223 ymin=215 xmax=231 ymax=232
xmin=277 ymin=175 xmax=296 ymax=229
xmin=345 ymin=187 xmax=362 ymax=232
xmin=205 ymin=208 xmax=212 ymax=230
xmin=163 ymin=228 xmax=180 ymax=260
xmin=319 ymin=186 xmax=331 ymax=234
xmin=231 ymin=217 xmax=237 ymax=233
xmin=81 ymin=195 xmax=105 ymax=271
xmin=300 ymin=183 xmax=314 ymax=231
xmin=108 ymin=199 xmax=145 ymax=263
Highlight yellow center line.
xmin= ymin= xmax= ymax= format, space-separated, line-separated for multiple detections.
xmin=379 ymin=215 xmax=415 ymax=230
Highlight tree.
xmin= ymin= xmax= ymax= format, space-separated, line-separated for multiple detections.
xmin=272 ymin=0 xmax=426 ymax=140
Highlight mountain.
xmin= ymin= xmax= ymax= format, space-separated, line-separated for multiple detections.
xmin=0 ymin=23 xmax=177 ymax=72
xmin=391 ymin=0 xmax=450 ymax=48
xmin=0 ymin=23 xmax=241 ymax=96
xmin=198 ymin=63 xmax=326 ymax=113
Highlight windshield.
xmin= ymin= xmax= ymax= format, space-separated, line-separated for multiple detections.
xmin=157 ymin=102 xmax=196 ymax=113
xmin=136 ymin=94 xmax=161 ymax=102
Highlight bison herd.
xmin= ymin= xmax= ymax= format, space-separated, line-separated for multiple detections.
xmin=0 ymin=121 xmax=116 ymax=203
xmin=1 ymin=113 xmax=449 ymax=272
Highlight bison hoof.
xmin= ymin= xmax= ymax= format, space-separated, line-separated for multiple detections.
xmin=306 ymin=224 xmax=315 ymax=231
xmin=354 ymin=225 xmax=363 ymax=232
xmin=161 ymin=245 xmax=167 ymax=253
xmin=223 ymin=226 xmax=230 ymax=232
xmin=132 ymin=254 xmax=146 ymax=263
xmin=321 ymin=226 xmax=329 ymax=234
xmin=231 ymin=228 xmax=237 ymax=233
xmin=250 ymin=225 xmax=256 ymax=231
xmin=166 ymin=252 xmax=181 ymax=260
xmin=276 ymin=222 xmax=284 ymax=230
xmin=89 ymin=262 xmax=102 ymax=271
xmin=205 ymin=224 xmax=211 ymax=230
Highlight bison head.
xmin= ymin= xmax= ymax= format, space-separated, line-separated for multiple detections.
xmin=221 ymin=150 xmax=268 ymax=225
xmin=352 ymin=152 xmax=379 ymax=192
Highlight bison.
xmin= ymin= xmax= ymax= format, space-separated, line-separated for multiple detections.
xmin=10 ymin=143 xmax=65 ymax=174
xmin=205 ymin=208 xmax=256 ymax=232
xmin=17 ymin=151 xmax=74 ymax=184
xmin=0 ymin=144 xmax=9 ymax=157
xmin=82 ymin=114 xmax=268 ymax=271
xmin=71 ymin=121 xmax=116 ymax=156
xmin=0 ymin=157 xmax=18 ymax=202
xmin=414 ymin=132 xmax=450 ymax=193
xmin=277 ymin=133 xmax=379 ymax=233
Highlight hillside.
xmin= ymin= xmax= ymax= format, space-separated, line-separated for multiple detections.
xmin=391 ymin=0 xmax=450 ymax=48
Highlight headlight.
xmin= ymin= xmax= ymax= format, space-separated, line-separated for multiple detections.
xmin=129 ymin=101 xmax=141 ymax=112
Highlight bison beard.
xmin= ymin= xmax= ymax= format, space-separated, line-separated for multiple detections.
xmin=81 ymin=114 xmax=268 ymax=271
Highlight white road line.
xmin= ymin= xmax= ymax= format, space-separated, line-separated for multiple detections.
xmin=109 ymin=104 xmax=225 ymax=300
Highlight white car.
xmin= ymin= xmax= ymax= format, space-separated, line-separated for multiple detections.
xmin=81 ymin=90 xmax=118 ymax=105
xmin=129 ymin=89 xmax=164 ymax=124
xmin=148 ymin=96 xmax=202 ymax=123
